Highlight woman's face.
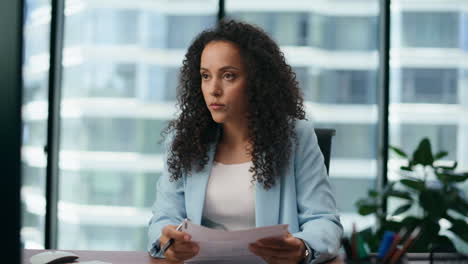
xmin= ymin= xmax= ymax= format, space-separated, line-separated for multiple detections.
xmin=200 ymin=40 xmax=248 ymax=124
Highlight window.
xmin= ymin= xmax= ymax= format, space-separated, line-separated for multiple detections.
xmin=229 ymin=12 xmax=308 ymax=46
xmin=167 ymin=15 xmax=217 ymax=49
xmin=398 ymin=68 xmax=458 ymax=104
xmin=58 ymin=170 xmax=160 ymax=207
xmin=398 ymin=124 xmax=458 ymax=160
xmin=463 ymin=13 xmax=468 ymax=51
xmin=400 ymin=12 xmax=459 ymax=48
xmin=317 ymin=123 xmax=377 ymax=159
xmin=146 ymin=66 xmax=179 ymax=101
xmin=62 ymin=64 xmax=137 ymax=99
xmin=308 ymin=69 xmax=377 ymax=104
xmin=92 ymin=9 xmax=139 ymax=45
xmin=229 ymin=12 xmax=378 ymax=50
xmin=144 ymin=14 xmax=216 ymax=49
xmin=389 ymin=2 xmax=468 ymax=251
xmin=311 ymin=15 xmax=378 ymax=51
xmin=21 ymin=0 xmax=51 ymax=249
xmin=56 ymin=1 xmax=217 ymax=251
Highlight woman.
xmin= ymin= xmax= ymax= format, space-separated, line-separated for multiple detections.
xmin=148 ymin=20 xmax=342 ymax=264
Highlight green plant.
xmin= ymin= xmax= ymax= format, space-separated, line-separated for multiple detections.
xmin=355 ymin=138 xmax=468 ymax=252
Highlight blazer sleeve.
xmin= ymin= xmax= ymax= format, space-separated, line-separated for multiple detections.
xmin=291 ymin=120 xmax=343 ymax=264
xmin=147 ymin=134 xmax=187 ymax=258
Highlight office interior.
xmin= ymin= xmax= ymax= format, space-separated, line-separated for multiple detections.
xmin=2 ymin=0 xmax=468 ymax=263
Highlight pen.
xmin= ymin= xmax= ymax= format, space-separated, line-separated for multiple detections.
xmin=341 ymin=238 xmax=353 ymax=260
xmin=377 ymin=231 xmax=395 ymax=259
xmin=357 ymin=233 xmax=369 ymax=259
xmin=382 ymin=227 xmax=407 ymax=264
xmin=162 ymin=219 xmax=187 ymax=253
xmin=389 ymin=226 xmax=421 ymax=264
xmin=351 ymin=223 xmax=358 ymax=260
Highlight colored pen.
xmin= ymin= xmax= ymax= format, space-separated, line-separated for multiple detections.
xmin=377 ymin=231 xmax=395 ymax=259
xmin=162 ymin=219 xmax=187 ymax=253
xmin=341 ymin=238 xmax=353 ymax=260
xmin=351 ymin=223 xmax=358 ymax=260
xmin=382 ymin=227 xmax=407 ymax=264
xmin=390 ymin=226 xmax=421 ymax=264
xmin=357 ymin=233 xmax=369 ymax=259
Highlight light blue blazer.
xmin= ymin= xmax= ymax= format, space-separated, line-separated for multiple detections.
xmin=147 ymin=119 xmax=343 ymax=263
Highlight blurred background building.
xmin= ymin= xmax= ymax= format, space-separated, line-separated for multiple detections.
xmin=21 ymin=0 xmax=468 ymax=251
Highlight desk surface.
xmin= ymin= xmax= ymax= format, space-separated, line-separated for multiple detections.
xmin=23 ymin=249 xmax=166 ymax=264
xmin=24 ymin=249 xmax=466 ymax=264
xmin=23 ymin=249 xmax=347 ymax=264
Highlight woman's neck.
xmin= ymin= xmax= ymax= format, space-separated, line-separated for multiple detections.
xmin=220 ymin=121 xmax=250 ymax=149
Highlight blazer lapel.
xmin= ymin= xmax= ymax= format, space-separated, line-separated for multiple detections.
xmin=255 ymin=175 xmax=281 ymax=227
xmin=185 ymin=126 xmax=281 ymax=227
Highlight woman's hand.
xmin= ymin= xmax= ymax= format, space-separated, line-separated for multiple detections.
xmin=160 ymin=225 xmax=199 ymax=264
xmin=249 ymin=233 xmax=307 ymax=264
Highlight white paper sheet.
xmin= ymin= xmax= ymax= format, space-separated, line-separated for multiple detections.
xmin=181 ymin=220 xmax=288 ymax=263
xmin=78 ymin=261 xmax=112 ymax=264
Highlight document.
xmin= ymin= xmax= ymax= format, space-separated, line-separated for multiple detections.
xmin=181 ymin=221 xmax=289 ymax=263
xmin=77 ymin=260 xmax=112 ymax=264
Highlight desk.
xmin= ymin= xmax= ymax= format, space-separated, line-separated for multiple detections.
xmin=23 ymin=249 xmax=346 ymax=264
xmin=23 ymin=250 xmax=466 ymax=264
xmin=23 ymin=249 xmax=166 ymax=264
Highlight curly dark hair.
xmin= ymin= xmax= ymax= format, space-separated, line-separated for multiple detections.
xmin=162 ymin=19 xmax=306 ymax=189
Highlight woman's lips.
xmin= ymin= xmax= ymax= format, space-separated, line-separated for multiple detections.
xmin=210 ymin=104 xmax=225 ymax=110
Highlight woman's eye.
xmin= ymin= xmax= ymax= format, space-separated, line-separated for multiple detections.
xmin=224 ymin=73 xmax=235 ymax=80
xmin=201 ymin=73 xmax=209 ymax=80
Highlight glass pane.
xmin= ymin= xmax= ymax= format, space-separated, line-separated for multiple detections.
xmin=227 ymin=0 xmax=380 ymax=233
xmin=389 ymin=0 xmax=468 ymax=252
xmin=21 ymin=0 xmax=51 ymax=249
xmin=57 ymin=0 xmax=218 ymax=250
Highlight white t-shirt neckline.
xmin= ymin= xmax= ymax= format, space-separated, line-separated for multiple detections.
xmin=202 ymin=160 xmax=256 ymax=231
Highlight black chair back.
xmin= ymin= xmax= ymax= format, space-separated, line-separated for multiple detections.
xmin=314 ymin=128 xmax=336 ymax=174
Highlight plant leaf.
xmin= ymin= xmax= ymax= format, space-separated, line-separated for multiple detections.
xmin=421 ymin=219 xmax=441 ymax=237
xmin=390 ymin=146 xmax=408 ymax=158
xmin=401 ymin=216 xmax=423 ymax=230
xmin=411 ymin=138 xmax=434 ymax=166
xmin=400 ymin=166 xmax=413 ymax=171
xmin=432 ymin=236 xmax=457 ymax=252
xmin=433 ymin=151 xmax=448 ymax=160
xmin=358 ymin=205 xmax=378 ymax=216
xmin=358 ymin=227 xmax=380 ymax=253
xmin=355 ymin=199 xmax=378 ymax=216
xmin=435 ymin=161 xmax=458 ymax=171
xmin=436 ymin=171 xmax=468 ymax=184
xmin=446 ymin=192 xmax=468 ymax=216
xmin=387 ymin=190 xmax=413 ymax=200
xmin=452 ymin=204 xmax=468 ymax=216
xmin=419 ymin=190 xmax=445 ymax=219
xmin=368 ymin=190 xmax=379 ymax=198
xmin=451 ymin=161 xmax=458 ymax=170
xmin=400 ymin=179 xmax=425 ymax=191
xmin=392 ymin=203 xmax=412 ymax=216
xmin=380 ymin=220 xmax=404 ymax=233
xmin=449 ymin=219 xmax=468 ymax=242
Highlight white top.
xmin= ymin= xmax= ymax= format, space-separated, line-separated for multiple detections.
xmin=201 ymin=161 xmax=256 ymax=231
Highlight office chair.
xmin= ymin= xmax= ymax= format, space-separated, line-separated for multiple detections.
xmin=314 ymin=128 xmax=336 ymax=174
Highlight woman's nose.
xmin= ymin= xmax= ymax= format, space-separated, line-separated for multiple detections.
xmin=209 ymin=79 xmax=222 ymax=96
